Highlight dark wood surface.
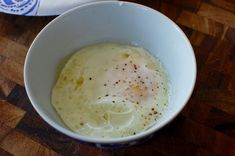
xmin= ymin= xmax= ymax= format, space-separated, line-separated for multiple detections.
xmin=1 ymin=0 xmax=235 ymax=155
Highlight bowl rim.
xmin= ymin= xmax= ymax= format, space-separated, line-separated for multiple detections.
xmin=24 ymin=0 xmax=197 ymax=144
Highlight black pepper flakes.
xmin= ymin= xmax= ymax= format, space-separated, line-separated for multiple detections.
xmin=80 ymin=122 xmax=84 ymax=126
xmin=104 ymin=84 xmax=107 ymax=86
xmin=112 ymin=101 xmax=115 ymax=103
xmin=105 ymin=94 xmax=109 ymax=96
xmin=89 ymin=77 xmax=92 ymax=80
xmin=134 ymin=64 xmax=137 ymax=70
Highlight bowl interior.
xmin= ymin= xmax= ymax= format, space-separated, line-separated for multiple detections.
xmin=25 ymin=1 xmax=196 ymax=143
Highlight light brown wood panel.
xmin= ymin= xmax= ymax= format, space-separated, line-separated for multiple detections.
xmin=0 ymin=76 xmax=16 ymax=97
xmin=0 ymin=100 xmax=25 ymax=128
xmin=198 ymin=3 xmax=235 ymax=28
xmin=0 ymin=59 xmax=24 ymax=86
xmin=0 ymin=130 xmax=58 ymax=156
xmin=0 ymin=37 xmax=28 ymax=65
xmin=177 ymin=11 xmax=226 ymax=37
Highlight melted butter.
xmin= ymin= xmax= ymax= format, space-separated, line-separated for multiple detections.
xmin=52 ymin=43 xmax=169 ymax=138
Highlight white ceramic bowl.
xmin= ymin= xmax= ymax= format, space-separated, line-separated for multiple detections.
xmin=24 ymin=1 xmax=196 ymax=148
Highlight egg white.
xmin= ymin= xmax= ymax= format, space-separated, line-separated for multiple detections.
xmin=52 ymin=43 xmax=169 ymax=138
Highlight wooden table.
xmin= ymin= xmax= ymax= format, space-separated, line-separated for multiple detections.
xmin=1 ymin=0 xmax=235 ymax=155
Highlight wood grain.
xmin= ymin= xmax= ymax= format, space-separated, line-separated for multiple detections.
xmin=158 ymin=2 xmax=181 ymax=20
xmin=0 ymin=124 xmax=11 ymax=141
xmin=177 ymin=10 xmax=226 ymax=37
xmin=1 ymin=0 xmax=235 ymax=155
xmin=0 ymin=147 xmax=12 ymax=156
xmin=0 ymin=59 xmax=24 ymax=86
xmin=0 ymin=75 xmax=16 ymax=97
xmin=0 ymin=130 xmax=58 ymax=156
xmin=198 ymin=3 xmax=235 ymax=28
xmin=0 ymin=100 xmax=25 ymax=128
xmin=175 ymin=118 xmax=235 ymax=155
xmin=205 ymin=0 xmax=235 ymax=13
xmin=0 ymin=37 xmax=28 ymax=65
xmin=165 ymin=0 xmax=202 ymax=11
xmin=224 ymin=27 xmax=235 ymax=45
